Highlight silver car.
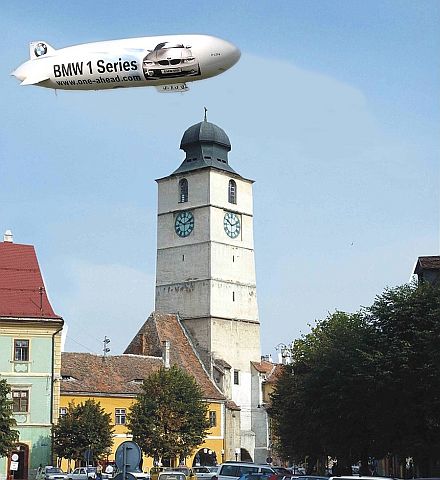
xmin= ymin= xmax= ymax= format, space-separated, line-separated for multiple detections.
xmin=40 ymin=467 xmax=69 ymax=480
xmin=143 ymin=42 xmax=200 ymax=80
xmin=68 ymin=467 xmax=109 ymax=480
xmin=193 ymin=467 xmax=217 ymax=480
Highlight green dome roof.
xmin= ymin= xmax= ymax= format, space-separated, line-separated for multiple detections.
xmin=173 ymin=119 xmax=237 ymax=176
xmin=180 ymin=120 xmax=231 ymax=150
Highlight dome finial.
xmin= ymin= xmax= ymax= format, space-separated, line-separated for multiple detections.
xmin=204 ymin=106 xmax=207 ymax=122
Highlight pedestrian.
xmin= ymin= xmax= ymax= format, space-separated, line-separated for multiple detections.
xmin=96 ymin=464 xmax=103 ymax=480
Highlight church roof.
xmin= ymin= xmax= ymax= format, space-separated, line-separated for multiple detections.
xmin=60 ymin=352 xmax=162 ymax=396
xmin=172 ymin=120 xmax=238 ymax=176
xmin=181 ymin=120 xmax=231 ymax=149
xmin=0 ymin=240 xmax=61 ymax=320
xmin=124 ymin=312 xmax=225 ymax=401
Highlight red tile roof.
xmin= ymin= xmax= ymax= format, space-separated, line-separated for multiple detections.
xmin=266 ymin=364 xmax=285 ymax=384
xmin=61 ymin=352 xmax=163 ymax=396
xmin=414 ymin=256 xmax=440 ymax=273
xmin=251 ymin=360 xmax=274 ymax=374
xmin=251 ymin=360 xmax=285 ymax=384
xmin=125 ymin=312 xmax=225 ymax=401
xmin=0 ymin=241 xmax=61 ymax=319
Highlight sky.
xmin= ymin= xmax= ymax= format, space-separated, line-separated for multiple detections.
xmin=1 ymin=1 xmax=439 ymax=359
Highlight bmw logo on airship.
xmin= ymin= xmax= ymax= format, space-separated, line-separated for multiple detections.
xmin=34 ymin=43 xmax=47 ymax=57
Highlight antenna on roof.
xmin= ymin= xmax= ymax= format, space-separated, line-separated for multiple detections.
xmin=103 ymin=336 xmax=111 ymax=357
xmin=204 ymin=107 xmax=207 ymax=122
xmin=38 ymin=286 xmax=44 ymax=314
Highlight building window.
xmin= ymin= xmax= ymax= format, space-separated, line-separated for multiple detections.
xmin=209 ymin=410 xmax=217 ymax=427
xmin=59 ymin=407 xmax=67 ymax=417
xmin=12 ymin=390 xmax=29 ymax=413
xmin=179 ymin=178 xmax=188 ymax=203
xmin=14 ymin=339 xmax=29 ymax=361
xmin=228 ymin=180 xmax=237 ymax=204
xmin=233 ymin=370 xmax=239 ymax=385
xmin=115 ymin=408 xmax=126 ymax=425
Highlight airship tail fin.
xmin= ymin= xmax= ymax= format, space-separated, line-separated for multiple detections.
xmin=29 ymin=41 xmax=56 ymax=60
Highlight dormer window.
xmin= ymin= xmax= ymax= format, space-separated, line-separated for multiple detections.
xmin=228 ymin=179 xmax=237 ymax=204
xmin=179 ymin=178 xmax=188 ymax=203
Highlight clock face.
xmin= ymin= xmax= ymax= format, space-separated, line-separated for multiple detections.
xmin=224 ymin=212 xmax=241 ymax=238
xmin=175 ymin=211 xmax=194 ymax=237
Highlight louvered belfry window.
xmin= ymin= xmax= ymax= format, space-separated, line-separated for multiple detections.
xmin=228 ymin=179 xmax=237 ymax=204
xmin=179 ymin=178 xmax=188 ymax=203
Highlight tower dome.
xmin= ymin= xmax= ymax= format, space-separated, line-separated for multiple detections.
xmin=180 ymin=120 xmax=231 ymax=150
xmin=173 ymin=118 xmax=236 ymax=175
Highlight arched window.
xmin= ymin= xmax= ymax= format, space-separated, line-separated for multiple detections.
xmin=228 ymin=179 xmax=237 ymax=204
xmin=179 ymin=178 xmax=188 ymax=203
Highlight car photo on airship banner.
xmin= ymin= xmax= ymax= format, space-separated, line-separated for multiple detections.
xmin=142 ymin=42 xmax=201 ymax=80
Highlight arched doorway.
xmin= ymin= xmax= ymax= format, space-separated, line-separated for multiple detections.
xmin=240 ymin=449 xmax=252 ymax=462
xmin=8 ymin=444 xmax=29 ymax=480
xmin=192 ymin=449 xmax=218 ymax=466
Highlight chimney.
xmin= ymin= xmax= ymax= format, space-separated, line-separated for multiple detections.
xmin=141 ymin=333 xmax=146 ymax=355
xmin=162 ymin=340 xmax=170 ymax=369
xmin=4 ymin=230 xmax=13 ymax=242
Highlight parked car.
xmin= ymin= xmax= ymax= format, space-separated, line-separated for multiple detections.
xmin=40 ymin=467 xmax=69 ymax=480
xmin=151 ymin=467 xmax=168 ymax=480
xmin=271 ymin=469 xmax=293 ymax=477
xmin=295 ymin=476 xmax=328 ymax=480
xmin=329 ymin=477 xmax=390 ymax=480
xmin=157 ymin=471 xmax=187 ymax=480
xmin=68 ymin=467 xmax=109 ymax=480
xmin=238 ymin=474 xmax=273 ymax=480
xmin=173 ymin=467 xmax=197 ymax=480
xmin=193 ymin=467 xmax=218 ymax=480
xmin=287 ymin=467 xmax=305 ymax=475
xmin=215 ymin=462 xmax=277 ymax=480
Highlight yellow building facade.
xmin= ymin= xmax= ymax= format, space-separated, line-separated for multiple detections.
xmin=59 ymin=392 xmax=225 ymax=470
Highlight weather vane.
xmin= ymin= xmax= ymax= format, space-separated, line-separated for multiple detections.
xmin=204 ymin=107 xmax=208 ymax=121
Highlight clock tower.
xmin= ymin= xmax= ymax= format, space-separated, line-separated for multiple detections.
xmin=155 ymin=118 xmax=261 ymax=457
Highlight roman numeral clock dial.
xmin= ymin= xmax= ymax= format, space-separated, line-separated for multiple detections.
xmin=224 ymin=212 xmax=241 ymax=238
xmin=175 ymin=210 xmax=194 ymax=237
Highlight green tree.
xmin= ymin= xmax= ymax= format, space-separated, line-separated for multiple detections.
xmin=127 ymin=365 xmax=209 ymax=463
xmin=0 ymin=379 xmax=19 ymax=457
xmin=269 ymin=311 xmax=384 ymax=472
xmin=53 ymin=399 xmax=114 ymax=464
xmin=366 ymin=281 xmax=440 ymax=475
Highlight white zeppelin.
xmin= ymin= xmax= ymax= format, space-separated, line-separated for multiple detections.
xmin=11 ymin=34 xmax=241 ymax=93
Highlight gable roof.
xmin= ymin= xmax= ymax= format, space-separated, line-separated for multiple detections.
xmin=414 ymin=256 xmax=440 ymax=274
xmin=124 ymin=312 xmax=225 ymax=401
xmin=0 ymin=241 xmax=61 ymax=320
xmin=251 ymin=360 xmax=274 ymax=374
xmin=61 ymin=352 xmax=162 ymax=396
xmin=251 ymin=360 xmax=285 ymax=384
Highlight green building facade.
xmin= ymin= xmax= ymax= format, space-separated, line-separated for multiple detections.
xmin=0 ymin=238 xmax=63 ymax=480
